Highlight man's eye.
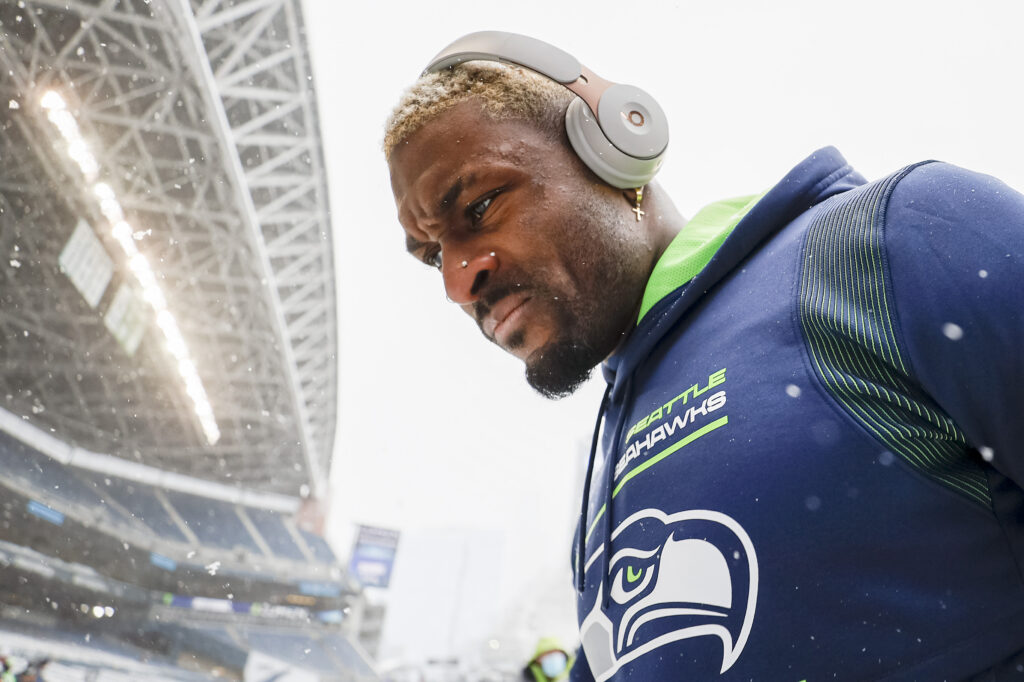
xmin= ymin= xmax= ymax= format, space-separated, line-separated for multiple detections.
xmin=468 ymin=190 xmax=501 ymax=225
xmin=470 ymin=197 xmax=492 ymax=223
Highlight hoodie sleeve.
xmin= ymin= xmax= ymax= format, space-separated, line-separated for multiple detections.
xmin=884 ymin=161 xmax=1024 ymax=485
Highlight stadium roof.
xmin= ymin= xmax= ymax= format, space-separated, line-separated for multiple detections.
xmin=0 ymin=0 xmax=337 ymax=498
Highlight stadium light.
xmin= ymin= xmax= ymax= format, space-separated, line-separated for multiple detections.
xmin=39 ymin=90 xmax=65 ymax=110
xmin=111 ymin=221 xmax=134 ymax=251
xmin=41 ymin=89 xmax=220 ymax=445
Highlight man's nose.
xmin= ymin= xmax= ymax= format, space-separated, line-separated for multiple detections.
xmin=442 ymin=250 xmax=497 ymax=305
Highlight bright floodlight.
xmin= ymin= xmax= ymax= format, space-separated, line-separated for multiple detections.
xmin=92 ymin=182 xmax=115 ymax=201
xmin=40 ymin=90 xmax=66 ymax=110
xmin=111 ymin=221 xmax=134 ymax=250
xmin=43 ymin=91 xmax=221 ymax=444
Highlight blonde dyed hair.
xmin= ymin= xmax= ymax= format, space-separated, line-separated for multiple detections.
xmin=383 ymin=61 xmax=574 ymax=161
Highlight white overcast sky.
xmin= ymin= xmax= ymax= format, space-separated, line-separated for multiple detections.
xmin=303 ymin=0 xmax=1024 ymax=663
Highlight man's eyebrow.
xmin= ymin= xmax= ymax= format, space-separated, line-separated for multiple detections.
xmin=404 ymin=175 xmax=472 ymax=255
xmin=438 ymin=177 xmax=464 ymax=215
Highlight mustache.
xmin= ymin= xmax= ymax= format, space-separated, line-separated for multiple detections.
xmin=472 ymin=282 xmax=527 ymax=325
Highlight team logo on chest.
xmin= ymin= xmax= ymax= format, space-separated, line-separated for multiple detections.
xmin=580 ymin=508 xmax=758 ymax=680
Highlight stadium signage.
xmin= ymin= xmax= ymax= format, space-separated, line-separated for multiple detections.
xmin=349 ymin=524 xmax=400 ymax=588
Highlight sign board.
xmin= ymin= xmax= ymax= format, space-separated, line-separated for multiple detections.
xmin=348 ymin=525 xmax=400 ymax=588
xmin=103 ymin=283 xmax=147 ymax=355
xmin=59 ymin=219 xmax=113 ymax=308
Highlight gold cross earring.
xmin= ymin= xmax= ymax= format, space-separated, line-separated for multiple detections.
xmin=631 ymin=186 xmax=645 ymax=222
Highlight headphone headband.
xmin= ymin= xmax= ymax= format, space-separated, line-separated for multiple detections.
xmin=424 ymin=31 xmax=581 ymax=84
xmin=423 ymin=31 xmax=669 ymax=189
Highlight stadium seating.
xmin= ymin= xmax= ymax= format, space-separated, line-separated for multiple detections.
xmin=164 ymin=490 xmax=263 ymax=555
xmin=0 ymin=424 xmax=368 ymax=680
xmin=299 ymin=528 xmax=339 ymax=564
xmin=0 ymin=431 xmax=132 ymax=527
xmin=245 ymin=507 xmax=308 ymax=562
xmin=90 ymin=475 xmax=190 ymax=544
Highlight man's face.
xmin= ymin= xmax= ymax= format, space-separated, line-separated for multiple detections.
xmin=388 ymin=100 xmax=651 ymax=398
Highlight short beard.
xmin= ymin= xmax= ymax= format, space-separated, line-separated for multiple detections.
xmin=523 ymin=336 xmax=600 ymax=400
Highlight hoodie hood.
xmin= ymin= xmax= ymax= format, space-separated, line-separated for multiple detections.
xmin=578 ymin=146 xmax=867 ymax=607
xmin=606 ymin=146 xmax=865 ymax=397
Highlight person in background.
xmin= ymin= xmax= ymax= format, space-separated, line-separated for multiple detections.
xmin=523 ymin=638 xmax=573 ymax=682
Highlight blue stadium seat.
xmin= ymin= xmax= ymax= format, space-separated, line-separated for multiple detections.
xmin=0 ymin=431 xmax=134 ymax=526
xmin=244 ymin=507 xmax=307 ymax=562
xmin=0 ymin=430 xmax=51 ymax=486
xmin=298 ymin=528 xmax=337 ymax=565
xmin=164 ymin=490 xmax=262 ymax=554
xmin=97 ymin=477 xmax=189 ymax=544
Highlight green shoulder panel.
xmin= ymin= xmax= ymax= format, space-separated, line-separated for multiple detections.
xmin=638 ymin=193 xmax=763 ymax=323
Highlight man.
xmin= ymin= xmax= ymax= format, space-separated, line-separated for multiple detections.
xmin=523 ymin=637 xmax=574 ymax=682
xmin=385 ymin=35 xmax=1024 ymax=680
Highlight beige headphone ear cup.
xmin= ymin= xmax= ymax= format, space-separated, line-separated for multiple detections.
xmin=565 ymin=98 xmax=666 ymax=189
xmin=597 ymin=83 xmax=670 ymax=160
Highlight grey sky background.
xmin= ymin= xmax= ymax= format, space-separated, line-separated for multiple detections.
xmin=304 ymin=0 xmax=1024 ymax=664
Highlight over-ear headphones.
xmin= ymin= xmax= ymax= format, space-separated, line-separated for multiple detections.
xmin=423 ymin=31 xmax=668 ymax=190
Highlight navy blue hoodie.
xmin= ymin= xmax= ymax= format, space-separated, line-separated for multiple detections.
xmin=570 ymin=148 xmax=1024 ymax=680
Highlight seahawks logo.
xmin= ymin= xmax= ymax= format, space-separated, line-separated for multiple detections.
xmin=579 ymin=509 xmax=758 ymax=680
